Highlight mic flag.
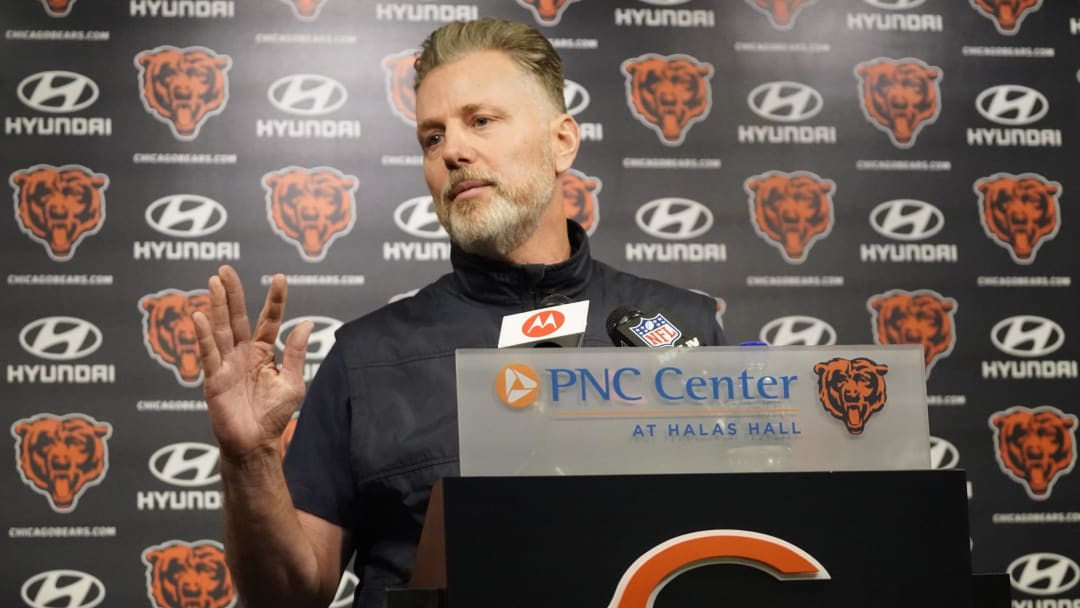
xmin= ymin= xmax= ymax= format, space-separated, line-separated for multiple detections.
xmin=607 ymin=307 xmax=701 ymax=348
xmin=498 ymin=300 xmax=590 ymax=348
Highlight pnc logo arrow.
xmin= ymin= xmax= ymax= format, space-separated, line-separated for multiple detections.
xmin=521 ymin=311 xmax=565 ymax=338
xmin=496 ymin=363 xmax=541 ymax=409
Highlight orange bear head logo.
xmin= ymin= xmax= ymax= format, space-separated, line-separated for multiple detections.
xmin=813 ymin=357 xmax=889 ymax=435
xmin=139 ymin=289 xmax=212 ymax=387
xmin=135 ymin=46 xmax=232 ymax=141
xmin=38 ymin=0 xmax=77 ymax=17
xmin=975 ymin=173 xmax=1060 ymax=265
xmin=515 ymin=0 xmax=581 ymax=26
xmin=11 ymin=413 xmax=112 ymax=513
xmin=990 ymin=406 xmax=1077 ymax=500
xmin=142 ymin=540 xmax=236 ymax=608
xmin=382 ymin=49 xmax=419 ymax=126
xmin=10 ymin=164 xmax=107 ymax=262
xmin=560 ymin=169 xmax=602 ymax=236
xmin=868 ymin=289 xmax=957 ymax=378
xmin=970 ymin=0 xmax=1043 ymax=35
xmin=746 ymin=0 xmax=818 ymax=30
xmin=263 ymin=167 xmax=359 ymax=262
xmin=621 ymin=54 xmax=714 ymax=147
xmin=280 ymin=0 xmax=328 ymax=20
xmin=745 ymin=171 xmax=835 ymax=264
xmin=855 ymin=58 xmax=942 ymax=149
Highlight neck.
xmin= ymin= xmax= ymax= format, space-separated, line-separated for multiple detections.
xmin=496 ymin=201 xmax=571 ymax=265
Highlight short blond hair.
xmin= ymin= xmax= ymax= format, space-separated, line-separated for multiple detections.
xmin=414 ymin=18 xmax=567 ymax=114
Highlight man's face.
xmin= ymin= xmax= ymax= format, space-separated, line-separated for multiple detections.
xmin=415 ymin=50 xmax=558 ymax=257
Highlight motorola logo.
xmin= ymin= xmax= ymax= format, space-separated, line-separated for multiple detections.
xmin=17 ymin=71 xmax=99 ymax=113
xmin=747 ymin=81 xmax=823 ymax=123
xmin=145 ymin=194 xmax=227 ymax=238
xmin=991 ymin=316 xmax=1064 ymax=358
xmin=975 ymin=85 xmax=1049 ymax=126
xmin=19 ymin=317 xmax=102 ymax=361
xmin=268 ymin=74 xmax=347 ymax=116
xmin=277 ymin=316 xmax=343 ymax=361
xmin=563 ymin=79 xmax=590 ymax=116
xmin=635 ymin=198 xmax=713 ymax=240
xmin=1007 ymin=553 xmax=1080 ymax=596
xmin=929 ymin=436 xmax=959 ymax=469
xmin=863 ymin=0 xmax=926 ymax=9
xmin=149 ymin=442 xmax=221 ymax=487
xmin=22 ymin=570 xmax=105 ymax=608
xmin=760 ymin=316 xmax=836 ymax=346
xmin=393 ymin=196 xmax=447 ymax=239
xmin=869 ymin=199 xmax=944 ymax=241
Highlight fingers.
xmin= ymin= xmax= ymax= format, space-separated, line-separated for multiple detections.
xmin=192 ymin=311 xmax=222 ymax=378
xmin=208 ymin=275 xmax=235 ymax=357
xmin=219 ymin=265 xmax=252 ymax=343
xmin=253 ymin=273 xmax=288 ymax=346
xmin=280 ymin=320 xmax=313 ymax=380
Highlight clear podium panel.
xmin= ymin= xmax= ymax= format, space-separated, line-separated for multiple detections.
xmin=456 ymin=345 xmax=929 ymax=475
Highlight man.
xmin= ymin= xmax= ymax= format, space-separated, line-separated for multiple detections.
xmin=193 ymin=18 xmax=726 ymax=608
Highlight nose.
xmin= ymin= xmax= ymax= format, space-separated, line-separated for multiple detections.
xmin=440 ymin=124 xmax=475 ymax=170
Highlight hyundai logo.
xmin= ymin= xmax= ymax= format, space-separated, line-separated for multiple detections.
xmin=563 ymin=79 xmax=590 ymax=116
xmin=760 ymin=316 xmax=836 ymax=346
xmin=393 ymin=196 xmax=447 ymax=239
xmin=863 ymin=0 xmax=926 ymax=9
xmin=17 ymin=71 xmax=99 ymax=114
xmin=869 ymin=199 xmax=944 ymax=241
xmin=1007 ymin=553 xmax=1080 ymax=596
xmin=277 ymin=316 xmax=343 ymax=360
xmin=929 ymin=436 xmax=959 ymax=469
xmin=19 ymin=317 xmax=102 ymax=361
xmin=747 ymin=81 xmax=823 ymax=123
xmin=976 ymin=85 xmax=1049 ymax=126
xmin=145 ymin=194 xmax=227 ymax=238
xmin=268 ymin=74 xmax=347 ymax=116
xmin=149 ymin=442 xmax=221 ymax=487
xmin=991 ymin=315 xmax=1064 ymax=358
xmin=21 ymin=570 xmax=106 ymax=608
xmin=635 ymin=198 xmax=713 ymax=240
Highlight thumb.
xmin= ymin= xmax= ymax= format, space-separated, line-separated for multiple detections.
xmin=281 ymin=320 xmax=314 ymax=379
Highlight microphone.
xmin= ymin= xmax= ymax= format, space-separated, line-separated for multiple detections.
xmin=606 ymin=307 xmax=701 ymax=348
xmin=497 ymin=298 xmax=590 ymax=348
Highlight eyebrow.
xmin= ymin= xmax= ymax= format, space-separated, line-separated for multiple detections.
xmin=416 ymin=103 xmax=503 ymax=133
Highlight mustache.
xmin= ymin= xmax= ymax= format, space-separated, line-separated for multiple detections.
xmin=441 ymin=169 xmax=499 ymax=202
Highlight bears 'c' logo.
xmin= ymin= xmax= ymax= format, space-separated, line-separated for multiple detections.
xmin=561 ymin=169 xmax=601 ymax=236
xmin=142 ymin=540 xmax=236 ymax=608
xmin=990 ymin=406 xmax=1077 ymax=500
xmin=969 ymin=0 xmax=1043 ymax=35
xmin=138 ymin=289 xmax=212 ymax=387
xmin=813 ymin=358 xmax=889 ymax=435
xmin=975 ymin=173 xmax=1061 ymax=265
xmin=855 ymin=58 xmax=942 ymax=149
xmin=11 ymin=413 xmax=112 ymax=513
xmin=746 ymin=0 xmax=818 ymax=30
xmin=280 ymin=0 xmax=329 ymax=20
xmin=38 ymin=0 xmax=78 ymax=17
xmin=867 ymin=289 xmax=957 ymax=378
xmin=382 ymin=49 xmax=419 ymax=126
xmin=621 ymin=54 xmax=714 ymax=147
xmin=515 ymin=0 xmax=581 ymax=26
xmin=10 ymin=164 xmax=107 ymax=262
xmin=135 ymin=46 xmax=232 ymax=141
xmin=745 ymin=171 xmax=835 ymax=264
xmin=263 ymin=167 xmax=359 ymax=262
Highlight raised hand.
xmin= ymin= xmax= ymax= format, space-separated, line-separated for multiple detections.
xmin=193 ymin=265 xmax=313 ymax=463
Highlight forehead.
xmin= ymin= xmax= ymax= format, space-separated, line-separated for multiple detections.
xmin=415 ymin=50 xmax=545 ymax=119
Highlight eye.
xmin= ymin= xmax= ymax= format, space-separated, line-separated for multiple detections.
xmin=473 ymin=116 xmax=491 ymax=127
xmin=424 ymin=133 xmax=442 ymax=149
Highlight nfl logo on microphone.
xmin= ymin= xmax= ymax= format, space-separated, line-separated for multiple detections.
xmin=631 ymin=314 xmax=682 ymax=347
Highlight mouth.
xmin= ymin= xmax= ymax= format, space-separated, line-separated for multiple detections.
xmin=447 ymin=180 xmax=491 ymax=202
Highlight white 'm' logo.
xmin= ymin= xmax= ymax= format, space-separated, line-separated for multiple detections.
xmin=526 ymin=314 xmax=559 ymax=332
xmin=277 ymin=316 xmax=343 ymax=361
xmin=869 ymin=199 xmax=944 ymax=241
xmin=329 ymin=571 xmax=359 ymax=608
xmin=149 ymin=442 xmax=221 ymax=487
xmin=268 ymin=74 xmax=347 ymax=116
xmin=21 ymin=570 xmax=106 ymax=608
xmin=635 ymin=198 xmax=713 ymax=240
xmin=18 ymin=317 xmax=102 ymax=361
xmin=976 ymin=85 xmax=1048 ymax=126
xmin=928 ymin=436 xmax=959 ymax=469
xmin=864 ymin=0 xmax=926 ymax=9
xmin=563 ymin=79 xmax=590 ymax=116
xmin=760 ymin=316 xmax=836 ymax=346
xmin=991 ymin=316 xmax=1064 ymax=358
xmin=1007 ymin=553 xmax=1080 ymax=596
xmin=145 ymin=194 xmax=227 ymax=238
xmin=747 ymin=81 xmax=823 ymax=123
xmin=393 ymin=196 xmax=447 ymax=239
xmin=17 ymin=71 xmax=99 ymax=114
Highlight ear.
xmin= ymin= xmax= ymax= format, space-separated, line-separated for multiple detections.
xmin=11 ymin=172 xmax=29 ymax=188
xmin=14 ymin=423 xmax=29 ymax=439
xmin=874 ymin=364 xmax=889 ymax=376
xmin=696 ymin=63 xmax=714 ymax=78
xmin=818 ymin=180 xmax=834 ymax=196
xmin=263 ymin=174 xmax=279 ymax=189
xmin=137 ymin=52 xmax=153 ymax=69
xmin=925 ymin=67 xmax=941 ymax=81
xmin=141 ymin=297 xmax=157 ymax=314
xmin=93 ymin=423 xmax=111 ymax=439
xmin=856 ymin=64 xmax=871 ymax=79
xmin=976 ymin=179 xmax=990 ymax=195
xmin=869 ymin=297 xmax=884 ymax=312
xmin=90 ymin=174 xmax=107 ymax=189
xmin=1044 ymin=184 xmax=1059 ymax=196
xmin=939 ymin=299 xmax=955 ymax=313
xmin=144 ymin=550 xmax=161 ymax=566
xmin=214 ymin=55 xmax=232 ymax=71
xmin=746 ymin=179 xmax=761 ymax=194
xmin=551 ymin=114 xmax=580 ymax=175
xmin=991 ymin=415 xmax=1005 ymax=430
xmin=623 ymin=61 xmax=639 ymax=77
xmin=813 ymin=362 xmax=827 ymax=375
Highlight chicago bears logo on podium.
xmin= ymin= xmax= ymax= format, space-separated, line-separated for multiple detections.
xmin=813 ymin=357 xmax=889 ymax=435
xmin=745 ymin=171 xmax=835 ymax=264
xmin=142 ymin=540 xmax=236 ymax=608
xmin=622 ymin=54 xmax=714 ymax=146
xmin=263 ymin=167 xmax=359 ymax=262
xmin=135 ymin=46 xmax=232 ymax=141
xmin=12 ymin=413 xmax=113 ymax=513
xmin=867 ymin=289 xmax=957 ymax=378
xmin=10 ymin=164 xmax=108 ymax=261
xmin=138 ymin=289 xmax=212 ymax=387
xmin=855 ymin=58 xmax=942 ymax=148
xmin=990 ymin=406 xmax=1076 ymax=500
xmin=975 ymin=173 xmax=1060 ymax=265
